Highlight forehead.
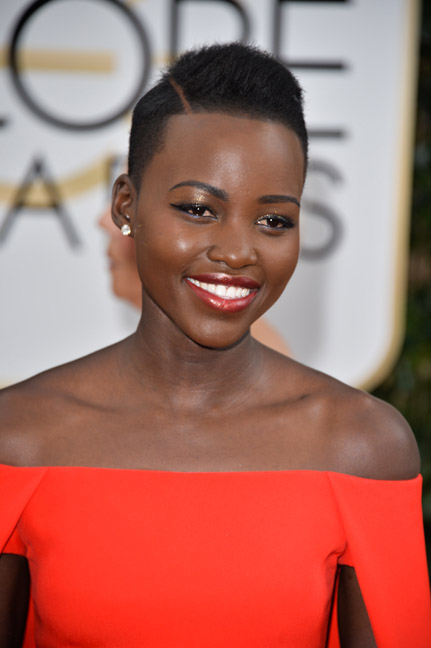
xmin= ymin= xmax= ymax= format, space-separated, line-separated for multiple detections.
xmin=139 ymin=112 xmax=305 ymax=197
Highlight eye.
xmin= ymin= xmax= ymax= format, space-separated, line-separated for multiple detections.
xmin=257 ymin=214 xmax=295 ymax=231
xmin=171 ymin=203 xmax=216 ymax=220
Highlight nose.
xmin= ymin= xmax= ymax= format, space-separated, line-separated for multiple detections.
xmin=206 ymin=220 xmax=258 ymax=269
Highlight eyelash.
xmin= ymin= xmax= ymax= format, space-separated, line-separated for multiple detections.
xmin=171 ymin=203 xmax=295 ymax=231
xmin=256 ymin=215 xmax=295 ymax=231
xmin=171 ymin=203 xmax=216 ymax=219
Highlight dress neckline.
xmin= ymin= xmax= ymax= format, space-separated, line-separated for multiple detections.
xmin=0 ymin=463 xmax=421 ymax=483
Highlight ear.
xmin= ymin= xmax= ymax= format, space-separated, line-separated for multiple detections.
xmin=111 ymin=173 xmax=137 ymax=237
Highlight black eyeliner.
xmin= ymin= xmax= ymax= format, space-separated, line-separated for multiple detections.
xmin=259 ymin=214 xmax=296 ymax=230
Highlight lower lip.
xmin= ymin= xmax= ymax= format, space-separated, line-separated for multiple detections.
xmin=185 ymin=279 xmax=258 ymax=313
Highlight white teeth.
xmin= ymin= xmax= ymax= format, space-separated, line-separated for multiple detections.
xmin=215 ymin=284 xmax=226 ymax=297
xmin=187 ymin=278 xmax=253 ymax=300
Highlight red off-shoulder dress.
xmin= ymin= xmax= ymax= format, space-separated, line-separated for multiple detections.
xmin=1 ymin=465 xmax=430 ymax=647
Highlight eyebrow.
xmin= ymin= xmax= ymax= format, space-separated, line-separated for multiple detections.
xmin=169 ymin=181 xmax=300 ymax=208
xmin=258 ymin=195 xmax=300 ymax=208
xmin=169 ymin=180 xmax=228 ymax=202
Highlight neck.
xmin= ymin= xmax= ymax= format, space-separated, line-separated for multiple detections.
xmin=119 ymin=306 xmax=265 ymax=412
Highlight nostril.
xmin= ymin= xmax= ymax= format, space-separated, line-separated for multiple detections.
xmin=207 ymin=238 xmax=258 ymax=268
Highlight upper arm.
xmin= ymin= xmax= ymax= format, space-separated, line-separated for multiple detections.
xmin=0 ymin=390 xmax=32 ymax=646
xmin=337 ymin=566 xmax=377 ymax=648
xmin=332 ymin=391 xmax=421 ymax=645
xmin=0 ymin=554 xmax=30 ymax=648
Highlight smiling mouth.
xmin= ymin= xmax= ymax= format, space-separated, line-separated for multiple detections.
xmin=185 ymin=274 xmax=259 ymax=312
xmin=187 ymin=278 xmax=252 ymax=299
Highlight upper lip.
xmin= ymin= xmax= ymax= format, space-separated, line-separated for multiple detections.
xmin=186 ymin=273 xmax=260 ymax=289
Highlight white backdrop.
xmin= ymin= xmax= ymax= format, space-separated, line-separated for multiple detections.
xmin=0 ymin=0 xmax=420 ymax=389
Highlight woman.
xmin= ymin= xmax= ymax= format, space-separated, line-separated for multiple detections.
xmin=0 ymin=43 xmax=430 ymax=647
xmin=98 ymin=201 xmax=291 ymax=354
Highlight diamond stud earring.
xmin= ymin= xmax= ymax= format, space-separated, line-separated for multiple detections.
xmin=121 ymin=224 xmax=131 ymax=236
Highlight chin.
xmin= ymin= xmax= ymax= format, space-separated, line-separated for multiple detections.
xmin=186 ymin=324 xmax=251 ymax=351
xmin=112 ymin=282 xmax=124 ymax=300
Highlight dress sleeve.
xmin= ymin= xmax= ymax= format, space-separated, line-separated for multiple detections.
xmin=328 ymin=472 xmax=431 ymax=648
xmin=0 ymin=464 xmax=47 ymax=554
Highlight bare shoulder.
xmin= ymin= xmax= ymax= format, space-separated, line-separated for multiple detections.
xmin=0 ymin=342 xmax=122 ymax=467
xmin=326 ymin=380 xmax=420 ymax=480
xmin=268 ymin=354 xmax=420 ymax=480
xmin=0 ymin=380 xmax=43 ymax=466
xmin=304 ymin=366 xmax=420 ymax=480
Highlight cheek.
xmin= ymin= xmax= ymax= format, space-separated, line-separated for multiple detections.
xmin=263 ymin=237 xmax=299 ymax=293
xmin=136 ymin=224 xmax=202 ymax=274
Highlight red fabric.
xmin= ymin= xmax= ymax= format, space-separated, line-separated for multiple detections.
xmin=1 ymin=465 xmax=430 ymax=647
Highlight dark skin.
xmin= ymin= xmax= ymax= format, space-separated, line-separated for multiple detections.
xmin=0 ymin=114 xmax=419 ymax=647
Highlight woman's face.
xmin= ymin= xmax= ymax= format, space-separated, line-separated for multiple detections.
xmin=118 ymin=112 xmax=304 ymax=348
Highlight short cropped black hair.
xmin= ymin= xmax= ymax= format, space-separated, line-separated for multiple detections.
xmin=128 ymin=42 xmax=308 ymax=190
